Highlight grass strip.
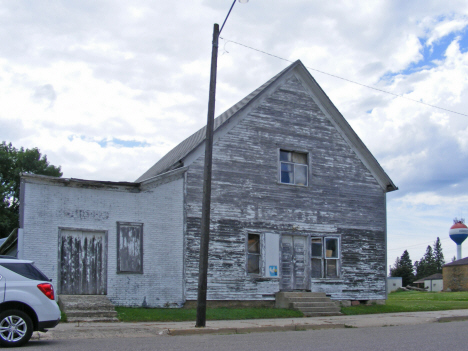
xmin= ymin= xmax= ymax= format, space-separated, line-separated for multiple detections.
xmin=115 ymin=307 xmax=303 ymax=322
xmin=341 ymin=291 xmax=468 ymax=315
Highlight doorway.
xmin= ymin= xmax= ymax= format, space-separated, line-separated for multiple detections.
xmin=59 ymin=229 xmax=107 ymax=295
xmin=280 ymin=235 xmax=308 ymax=290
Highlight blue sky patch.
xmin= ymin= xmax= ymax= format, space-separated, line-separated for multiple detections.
xmin=381 ymin=27 xmax=467 ymax=83
xmin=97 ymin=138 xmax=150 ymax=148
xmin=68 ymin=135 xmax=149 ymax=148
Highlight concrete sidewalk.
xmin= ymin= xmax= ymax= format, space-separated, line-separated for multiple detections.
xmin=33 ymin=309 xmax=468 ymax=341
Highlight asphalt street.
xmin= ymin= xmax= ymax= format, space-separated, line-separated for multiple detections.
xmin=22 ymin=320 xmax=468 ymax=351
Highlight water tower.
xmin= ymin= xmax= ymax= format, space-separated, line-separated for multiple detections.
xmin=449 ymin=218 xmax=468 ymax=260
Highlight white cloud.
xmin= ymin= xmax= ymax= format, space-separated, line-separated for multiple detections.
xmin=426 ymin=17 xmax=468 ymax=46
xmin=2 ymin=0 xmax=468 ymax=267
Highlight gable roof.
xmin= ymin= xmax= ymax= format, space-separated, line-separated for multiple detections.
xmin=423 ymin=273 xmax=443 ymax=280
xmin=136 ymin=63 xmax=293 ymax=182
xmin=136 ymin=60 xmax=397 ymax=193
xmin=443 ymin=257 xmax=468 ymax=267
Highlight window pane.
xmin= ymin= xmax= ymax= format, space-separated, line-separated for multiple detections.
xmin=248 ymin=234 xmax=260 ymax=253
xmin=292 ymin=152 xmax=307 ymax=164
xmin=281 ymin=163 xmax=293 ymax=184
xmin=311 ymin=238 xmax=322 ymax=257
xmin=280 ymin=150 xmax=291 ymax=162
xmin=0 ymin=263 xmax=49 ymax=281
xmin=294 ymin=164 xmax=308 ymax=186
xmin=311 ymin=258 xmax=322 ymax=278
xmin=326 ymin=259 xmax=338 ymax=278
xmin=325 ymin=238 xmax=338 ymax=258
xmin=248 ymin=254 xmax=260 ymax=274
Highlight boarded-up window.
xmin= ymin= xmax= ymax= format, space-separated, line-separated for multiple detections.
xmin=117 ymin=222 xmax=143 ymax=273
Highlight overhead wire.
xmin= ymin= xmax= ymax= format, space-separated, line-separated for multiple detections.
xmin=388 ymin=237 xmax=452 ymax=252
xmin=220 ymin=37 xmax=468 ymax=118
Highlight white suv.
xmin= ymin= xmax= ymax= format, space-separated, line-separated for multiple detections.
xmin=0 ymin=256 xmax=61 ymax=347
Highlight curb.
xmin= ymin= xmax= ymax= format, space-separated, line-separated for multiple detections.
xmin=168 ymin=323 xmax=345 ymax=336
xmin=437 ymin=316 xmax=468 ymax=323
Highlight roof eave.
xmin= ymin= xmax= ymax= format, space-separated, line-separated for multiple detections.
xmin=293 ymin=62 xmax=398 ymax=193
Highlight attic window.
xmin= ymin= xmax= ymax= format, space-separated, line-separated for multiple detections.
xmin=279 ymin=150 xmax=308 ymax=186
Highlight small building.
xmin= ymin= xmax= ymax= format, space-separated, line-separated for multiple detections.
xmin=387 ymin=277 xmax=402 ymax=294
xmin=443 ymin=257 xmax=468 ymax=291
xmin=18 ymin=60 xmax=397 ymax=307
xmin=413 ymin=278 xmax=425 ymax=289
xmin=423 ymin=273 xmax=443 ymax=292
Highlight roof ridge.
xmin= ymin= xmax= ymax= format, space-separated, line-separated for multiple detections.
xmin=135 ymin=60 xmax=302 ymax=182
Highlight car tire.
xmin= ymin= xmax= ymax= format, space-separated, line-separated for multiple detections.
xmin=0 ymin=309 xmax=34 ymax=347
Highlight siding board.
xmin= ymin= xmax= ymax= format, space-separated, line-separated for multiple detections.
xmin=185 ymin=75 xmax=387 ymax=301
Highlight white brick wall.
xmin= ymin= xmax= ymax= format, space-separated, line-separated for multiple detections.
xmin=21 ymin=173 xmax=185 ymax=307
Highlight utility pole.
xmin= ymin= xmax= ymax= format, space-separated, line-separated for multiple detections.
xmin=195 ymin=0 xmax=249 ymax=328
xmin=196 ymin=22 xmax=219 ymax=328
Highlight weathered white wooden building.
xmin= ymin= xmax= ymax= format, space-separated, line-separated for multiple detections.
xmin=19 ymin=60 xmax=397 ymax=307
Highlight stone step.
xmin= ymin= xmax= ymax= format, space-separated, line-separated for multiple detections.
xmin=59 ymin=295 xmax=118 ymax=323
xmin=65 ymin=310 xmax=118 ymax=318
xmin=67 ymin=316 xmax=119 ymax=323
xmin=287 ymin=297 xmax=332 ymax=303
xmin=61 ymin=305 xmax=117 ymax=312
xmin=60 ymin=295 xmax=113 ymax=305
xmin=275 ymin=291 xmax=342 ymax=317
xmin=295 ymin=306 xmax=341 ymax=313
xmin=290 ymin=302 xmax=338 ymax=308
xmin=279 ymin=292 xmax=327 ymax=298
xmin=303 ymin=312 xmax=342 ymax=317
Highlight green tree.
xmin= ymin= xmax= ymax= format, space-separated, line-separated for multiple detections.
xmin=433 ymin=237 xmax=445 ymax=272
xmin=0 ymin=142 xmax=62 ymax=237
xmin=415 ymin=245 xmax=438 ymax=280
xmin=390 ymin=250 xmax=414 ymax=286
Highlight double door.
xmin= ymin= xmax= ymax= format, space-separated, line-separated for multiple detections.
xmin=280 ymin=235 xmax=308 ymax=290
xmin=59 ymin=230 xmax=107 ymax=295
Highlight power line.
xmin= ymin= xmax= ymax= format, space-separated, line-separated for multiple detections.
xmin=220 ymin=37 xmax=468 ymax=118
xmin=388 ymin=237 xmax=452 ymax=252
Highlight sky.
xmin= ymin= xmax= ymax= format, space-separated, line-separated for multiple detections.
xmin=1 ymin=0 xmax=468 ymax=269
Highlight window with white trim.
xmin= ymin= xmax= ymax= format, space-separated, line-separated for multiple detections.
xmin=311 ymin=237 xmax=340 ymax=278
xmin=279 ymin=150 xmax=308 ymax=186
xmin=247 ymin=233 xmax=261 ymax=274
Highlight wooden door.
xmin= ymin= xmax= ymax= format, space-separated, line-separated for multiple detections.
xmin=281 ymin=235 xmax=308 ymax=291
xmin=59 ymin=230 xmax=107 ymax=295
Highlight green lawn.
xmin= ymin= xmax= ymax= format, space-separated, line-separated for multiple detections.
xmin=115 ymin=306 xmax=303 ymax=322
xmin=64 ymin=291 xmax=468 ymax=322
xmin=341 ymin=291 xmax=468 ymax=315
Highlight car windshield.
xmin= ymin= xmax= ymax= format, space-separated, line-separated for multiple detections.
xmin=0 ymin=263 xmax=50 ymax=281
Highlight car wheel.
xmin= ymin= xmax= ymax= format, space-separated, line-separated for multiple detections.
xmin=0 ymin=310 xmax=33 ymax=347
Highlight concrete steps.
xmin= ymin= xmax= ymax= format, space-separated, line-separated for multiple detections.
xmin=276 ymin=292 xmax=341 ymax=317
xmin=59 ymin=295 xmax=119 ymax=322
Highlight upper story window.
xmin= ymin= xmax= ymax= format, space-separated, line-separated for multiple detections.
xmin=279 ymin=150 xmax=308 ymax=186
